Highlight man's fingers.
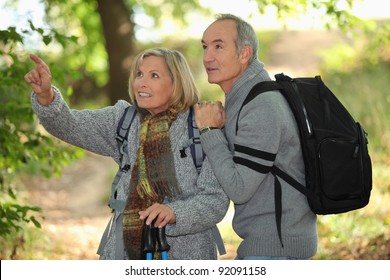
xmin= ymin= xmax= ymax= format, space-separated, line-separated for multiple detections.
xmin=216 ymin=101 xmax=224 ymax=109
xmin=196 ymin=100 xmax=223 ymax=108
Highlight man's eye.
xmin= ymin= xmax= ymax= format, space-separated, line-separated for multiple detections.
xmin=216 ymin=45 xmax=222 ymax=49
xmin=202 ymin=44 xmax=207 ymax=50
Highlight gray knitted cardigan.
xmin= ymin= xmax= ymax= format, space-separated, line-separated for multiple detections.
xmin=199 ymin=60 xmax=318 ymax=259
xmin=31 ymin=88 xmax=229 ymax=260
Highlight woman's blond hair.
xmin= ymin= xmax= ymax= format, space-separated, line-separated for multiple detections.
xmin=128 ymin=48 xmax=199 ymax=112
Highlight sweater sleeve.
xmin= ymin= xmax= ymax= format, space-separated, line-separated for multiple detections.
xmin=164 ymin=155 xmax=230 ymax=237
xmin=31 ymin=86 xmax=130 ymax=162
xmin=200 ymin=91 xmax=287 ymax=204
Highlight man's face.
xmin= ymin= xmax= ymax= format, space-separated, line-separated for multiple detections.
xmin=201 ymin=19 xmax=247 ymax=93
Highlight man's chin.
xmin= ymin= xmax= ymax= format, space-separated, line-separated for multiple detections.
xmin=207 ymin=77 xmax=220 ymax=85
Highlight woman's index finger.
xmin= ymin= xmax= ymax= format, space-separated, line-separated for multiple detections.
xmin=29 ymin=54 xmax=46 ymax=66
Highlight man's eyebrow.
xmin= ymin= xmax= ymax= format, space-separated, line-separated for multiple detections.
xmin=201 ymin=38 xmax=224 ymax=44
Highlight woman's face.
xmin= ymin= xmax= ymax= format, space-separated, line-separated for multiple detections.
xmin=133 ymin=56 xmax=174 ymax=115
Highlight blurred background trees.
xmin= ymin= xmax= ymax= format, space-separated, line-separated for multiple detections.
xmin=1 ymin=0 xmax=389 ymax=259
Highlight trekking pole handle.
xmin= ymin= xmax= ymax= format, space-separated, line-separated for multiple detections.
xmin=157 ymin=226 xmax=170 ymax=260
xmin=142 ymin=222 xmax=157 ymax=259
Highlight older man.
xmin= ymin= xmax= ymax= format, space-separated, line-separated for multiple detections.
xmin=195 ymin=14 xmax=318 ymax=260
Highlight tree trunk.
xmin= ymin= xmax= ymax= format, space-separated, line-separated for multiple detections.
xmin=96 ymin=0 xmax=135 ymax=104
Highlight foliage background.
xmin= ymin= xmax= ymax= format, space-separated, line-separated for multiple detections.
xmin=0 ymin=0 xmax=389 ymax=259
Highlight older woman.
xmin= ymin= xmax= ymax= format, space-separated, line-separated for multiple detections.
xmin=25 ymin=48 xmax=229 ymax=260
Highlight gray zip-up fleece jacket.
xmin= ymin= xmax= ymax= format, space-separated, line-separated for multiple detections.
xmin=200 ymin=60 xmax=318 ymax=259
xmin=31 ymin=87 xmax=229 ymax=260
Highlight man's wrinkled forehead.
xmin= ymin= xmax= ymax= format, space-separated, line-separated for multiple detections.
xmin=202 ymin=19 xmax=237 ymax=44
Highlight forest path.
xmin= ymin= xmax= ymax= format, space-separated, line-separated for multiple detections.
xmin=25 ymin=153 xmax=115 ymax=259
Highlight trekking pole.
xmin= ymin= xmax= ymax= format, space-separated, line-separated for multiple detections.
xmin=142 ymin=220 xmax=170 ymax=260
xmin=156 ymin=226 xmax=170 ymax=260
xmin=142 ymin=221 xmax=157 ymax=260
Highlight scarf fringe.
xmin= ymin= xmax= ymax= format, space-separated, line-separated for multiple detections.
xmin=137 ymin=178 xmax=158 ymax=200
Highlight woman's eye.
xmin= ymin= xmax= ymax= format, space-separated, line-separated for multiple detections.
xmin=136 ymin=71 xmax=143 ymax=77
xmin=152 ymin=73 xmax=159 ymax=78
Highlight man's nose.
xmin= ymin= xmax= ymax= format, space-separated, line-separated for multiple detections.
xmin=203 ymin=49 xmax=214 ymax=63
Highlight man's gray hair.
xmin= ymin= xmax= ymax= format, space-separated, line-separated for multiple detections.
xmin=215 ymin=13 xmax=259 ymax=63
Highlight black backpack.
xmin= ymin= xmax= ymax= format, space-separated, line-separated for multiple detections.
xmin=237 ymin=73 xmax=372 ymax=246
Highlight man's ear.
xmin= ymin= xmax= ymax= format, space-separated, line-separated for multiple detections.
xmin=240 ymin=45 xmax=252 ymax=64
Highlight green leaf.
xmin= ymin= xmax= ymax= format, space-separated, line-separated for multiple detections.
xmin=43 ymin=35 xmax=52 ymax=45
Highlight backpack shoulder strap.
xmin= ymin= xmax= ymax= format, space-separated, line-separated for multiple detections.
xmin=187 ymin=106 xmax=204 ymax=174
xmin=116 ymin=106 xmax=137 ymax=148
xmin=99 ymin=106 xmax=137 ymax=258
xmin=109 ymin=106 xmax=137 ymax=209
xmin=243 ymin=81 xmax=283 ymax=107
xmin=235 ymin=81 xmax=282 ymax=134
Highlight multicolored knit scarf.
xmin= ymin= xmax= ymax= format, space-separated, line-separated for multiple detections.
xmin=122 ymin=108 xmax=181 ymax=259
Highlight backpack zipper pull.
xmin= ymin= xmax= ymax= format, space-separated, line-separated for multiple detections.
xmin=353 ymin=145 xmax=359 ymax=158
